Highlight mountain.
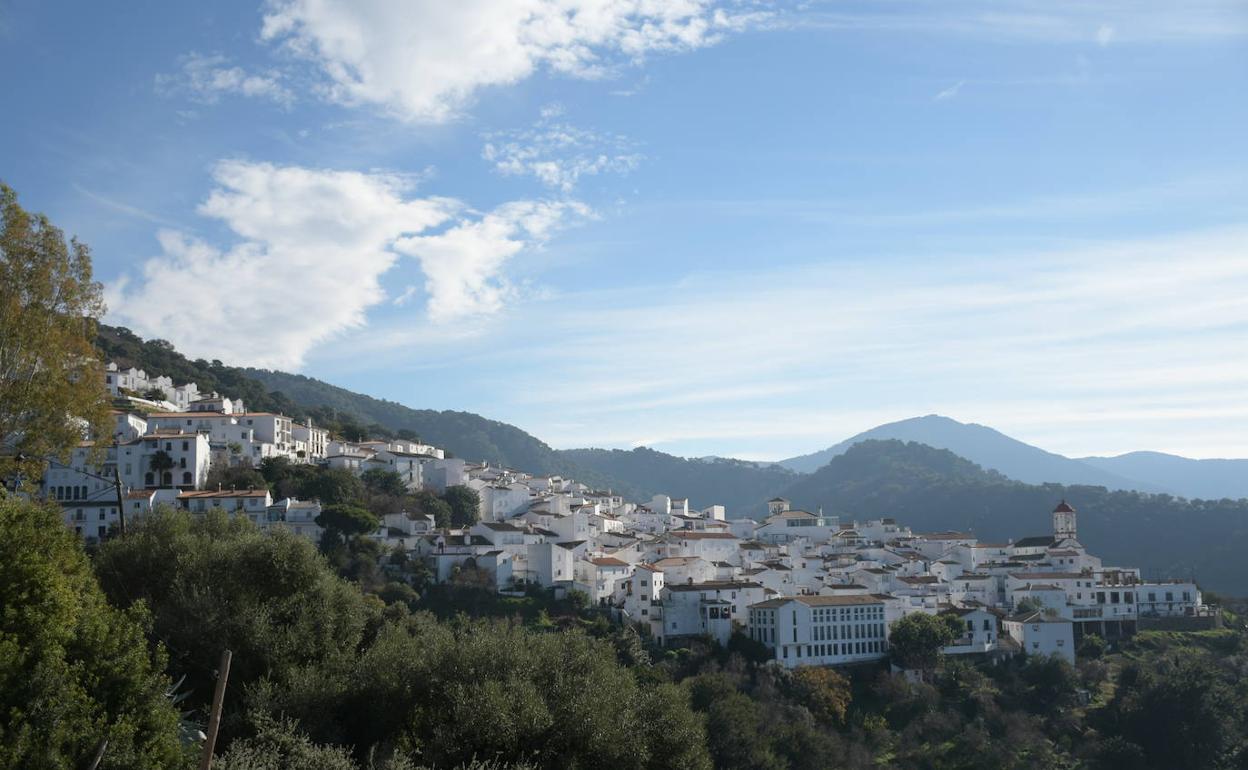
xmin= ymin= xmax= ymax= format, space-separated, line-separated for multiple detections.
xmin=243 ymin=368 xmax=572 ymax=474
xmin=780 ymin=439 xmax=1248 ymax=593
xmin=779 ymin=414 xmax=1165 ymax=492
xmin=1080 ymin=452 xmax=1248 ymax=502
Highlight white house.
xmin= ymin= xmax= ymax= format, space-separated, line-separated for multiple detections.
xmin=940 ymin=606 xmax=1000 ymax=655
xmin=1002 ymin=610 xmax=1075 ymax=662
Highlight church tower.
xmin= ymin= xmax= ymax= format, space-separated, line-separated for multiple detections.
xmin=767 ymin=497 xmax=790 ymax=516
xmin=1052 ymin=499 xmax=1077 ymax=541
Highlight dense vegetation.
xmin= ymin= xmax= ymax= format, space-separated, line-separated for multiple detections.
xmin=785 ymin=440 xmax=1248 ymax=593
xmin=0 ymin=497 xmax=186 ymax=769
xmin=10 ymin=492 xmax=1248 ymax=769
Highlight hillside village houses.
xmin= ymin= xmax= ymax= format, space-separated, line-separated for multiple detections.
xmin=30 ymin=362 xmax=1217 ymax=671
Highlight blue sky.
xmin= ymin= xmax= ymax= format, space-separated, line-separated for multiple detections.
xmin=3 ymin=1 xmax=1247 ymax=461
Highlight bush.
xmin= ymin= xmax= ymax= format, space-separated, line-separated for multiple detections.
xmin=0 ymin=496 xmax=186 ymax=769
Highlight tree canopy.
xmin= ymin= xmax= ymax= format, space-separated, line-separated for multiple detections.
xmin=316 ymin=503 xmax=380 ymax=537
xmin=0 ymin=495 xmax=185 ymax=769
xmin=443 ymin=484 xmax=481 ymax=528
xmin=0 ymin=183 xmax=111 ymax=482
xmin=889 ymin=612 xmax=961 ymax=671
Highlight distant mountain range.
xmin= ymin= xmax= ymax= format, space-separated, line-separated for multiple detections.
xmin=1078 ymin=452 xmax=1248 ymax=502
xmin=780 ymin=414 xmax=1248 ymax=500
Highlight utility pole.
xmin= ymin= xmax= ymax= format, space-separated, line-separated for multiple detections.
xmin=198 ymin=649 xmax=232 ymax=770
xmin=112 ymin=440 xmax=126 ymax=537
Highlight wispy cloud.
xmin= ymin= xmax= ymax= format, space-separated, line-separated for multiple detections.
xmin=482 ymin=106 xmax=644 ymax=192
xmin=798 ymin=0 xmax=1248 ymax=43
xmin=155 ymin=53 xmax=293 ymax=106
xmin=934 ymin=80 xmax=964 ymax=100
xmin=73 ymin=183 xmax=183 ymax=228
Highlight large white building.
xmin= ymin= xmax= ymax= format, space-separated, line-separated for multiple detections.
xmin=748 ymin=594 xmax=890 ymax=668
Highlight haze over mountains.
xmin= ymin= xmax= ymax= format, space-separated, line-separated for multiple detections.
xmin=780 ymin=415 xmax=1248 ymax=501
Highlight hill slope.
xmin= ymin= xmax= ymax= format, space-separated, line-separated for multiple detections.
xmin=779 ymin=414 xmax=1164 ymax=492
xmin=560 ymin=447 xmax=795 ymax=516
xmin=781 ymin=440 xmax=1248 ymax=593
xmin=98 ymin=326 xmax=793 ymax=509
xmin=1080 ymin=451 xmax=1248 ymax=501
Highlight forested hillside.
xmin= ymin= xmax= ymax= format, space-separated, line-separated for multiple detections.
xmin=783 ymin=440 xmax=1248 ymax=593
xmin=561 ymin=447 xmax=796 ymax=515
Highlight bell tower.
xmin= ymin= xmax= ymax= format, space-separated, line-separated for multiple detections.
xmin=1052 ymin=499 xmax=1077 ymax=541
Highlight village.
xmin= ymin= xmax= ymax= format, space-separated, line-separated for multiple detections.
xmin=41 ymin=362 xmax=1212 ymax=669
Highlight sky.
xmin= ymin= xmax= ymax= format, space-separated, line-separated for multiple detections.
xmin=3 ymin=0 xmax=1247 ymax=461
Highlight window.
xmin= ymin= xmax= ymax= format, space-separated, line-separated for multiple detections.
xmin=182 ymin=472 xmax=192 ymax=485
xmin=182 ymin=441 xmax=189 ymax=451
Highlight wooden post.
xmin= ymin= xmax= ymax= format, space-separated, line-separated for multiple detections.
xmin=85 ymin=738 xmax=108 ymax=770
xmin=198 ymin=649 xmax=232 ymax=770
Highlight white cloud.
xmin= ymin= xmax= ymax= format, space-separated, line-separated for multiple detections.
xmin=259 ymin=0 xmax=771 ymax=122
xmin=156 ymin=53 xmax=294 ymax=106
xmin=395 ymin=199 xmax=591 ymax=321
xmin=934 ymin=80 xmax=964 ymax=100
xmin=108 ymin=161 xmax=574 ymax=368
xmin=1096 ymin=24 xmax=1115 ymax=46
xmin=482 ymin=107 xmax=643 ymax=192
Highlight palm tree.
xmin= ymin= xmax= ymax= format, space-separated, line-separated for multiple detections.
xmin=149 ymin=450 xmax=175 ymax=488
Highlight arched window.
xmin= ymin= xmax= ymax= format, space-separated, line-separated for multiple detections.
xmin=162 ymin=472 xmax=172 ymax=486
xmin=182 ymin=471 xmax=193 ymax=485
xmin=145 ymin=472 xmax=154 ymax=486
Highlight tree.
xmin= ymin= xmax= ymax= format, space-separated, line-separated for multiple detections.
xmin=889 ymin=612 xmax=960 ymax=673
xmin=141 ymin=387 xmax=167 ymax=401
xmin=1015 ymin=597 xmax=1045 ymax=615
xmin=0 ymin=495 xmax=186 ymax=769
xmin=788 ymin=666 xmax=852 ymax=725
xmin=1078 ymin=632 xmax=1107 ymax=659
xmin=301 ymin=468 xmax=365 ymax=507
xmin=443 ymin=485 xmax=481 ymax=528
xmin=411 ymin=489 xmax=452 ymax=529
xmin=206 ymin=463 xmax=266 ymax=492
xmin=360 ymin=468 xmax=408 ymax=498
xmin=148 ymin=449 xmax=175 ymax=487
xmin=316 ymin=504 xmax=380 ymax=538
xmin=1095 ymin=655 xmax=1244 ymax=770
xmin=0 ymin=183 xmax=111 ymax=481
xmin=92 ymin=508 xmax=381 ymax=726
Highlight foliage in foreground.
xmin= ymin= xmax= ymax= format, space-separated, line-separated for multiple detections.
xmin=0 ymin=496 xmax=186 ymax=769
